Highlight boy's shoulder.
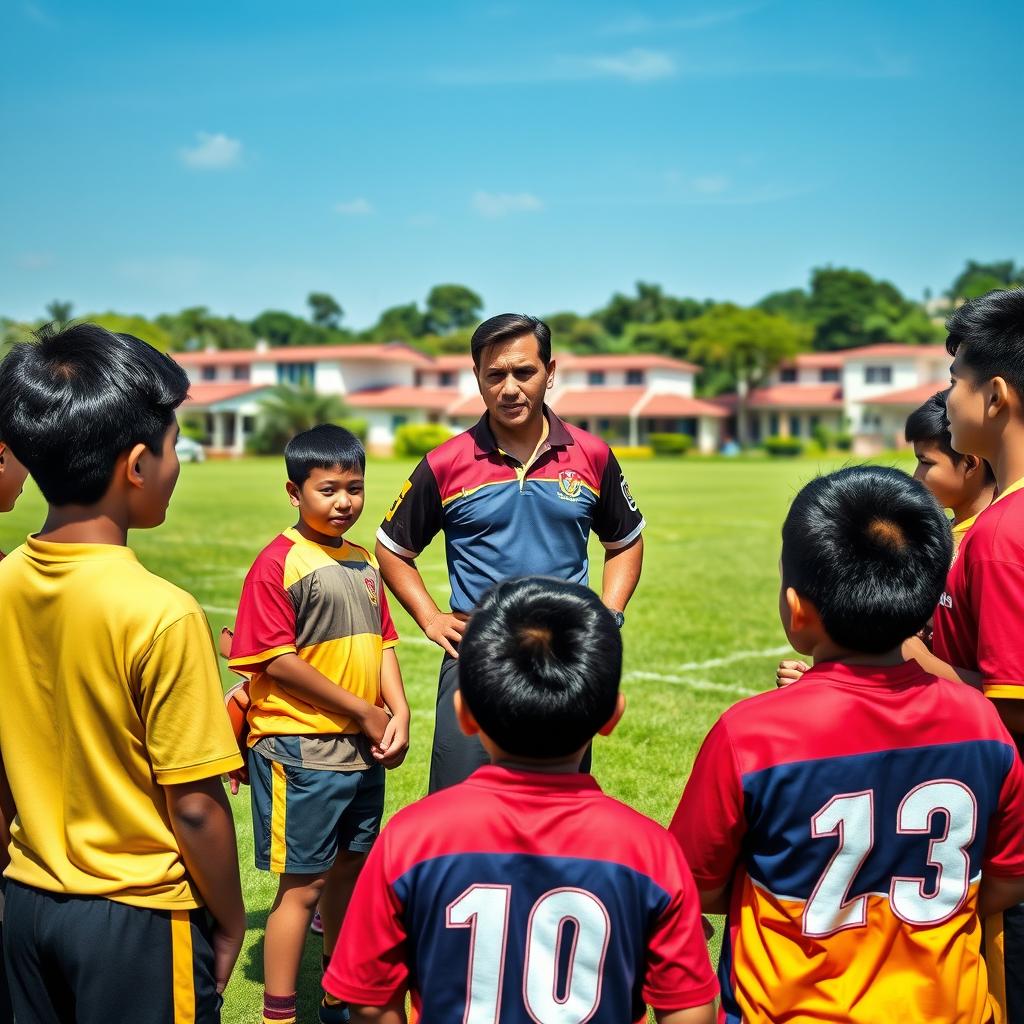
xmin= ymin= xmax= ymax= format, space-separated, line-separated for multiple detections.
xmin=963 ymin=485 xmax=1024 ymax=562
xmin=242 ymin=530 xmax=300 ymax=584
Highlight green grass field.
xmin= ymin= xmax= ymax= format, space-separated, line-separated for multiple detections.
xmin=0 ymin=452 xmax=912 ymax=1023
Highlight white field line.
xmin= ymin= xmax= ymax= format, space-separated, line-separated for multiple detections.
xmin=664 ymin=645 xmax=793 ymax=672
xmin=202 ymin=604 xmax=241 ymax=616
xmin=625 ymin=672 xmax=756 ymax=695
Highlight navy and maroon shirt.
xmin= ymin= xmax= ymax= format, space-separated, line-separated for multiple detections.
xmin=376 ymin=410 xmax=645 ymax=614
xmin=324 ymin=765 xmax=718 ymax=1021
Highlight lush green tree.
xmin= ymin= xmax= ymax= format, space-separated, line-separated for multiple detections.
xmin=948 ymin=260 xmax=1024 ymax=301
xmin=248 ymin=384 xmax=353 ymax=453
xmin=250 ymin=310 xmax=331 ymax=348
xmin=596 ymin=283 xmax=709 ymax=336
xmin=425 ymin=285 xmax=483 ymax=334
xmin=566 ymin=318 xmax=609 ymax=353
xmin=683 ymin=304 xmax=812 ymax=445
xmin=156 ymin=307 xmax=256 ymax=351
xmin=307 ymin=292 xmax=343 ymax=329
xmin=624 ymin=319 xmax=690 ymax=357
xmin=757 ymin=288 xmax=812 ymax=321
xmin=45 ymin=300 xmax=73 ymax=324
xmin=87 ymin=312 xmax=173 ymax=352
xmin=370 ymin=302 xmax=426 ymax=341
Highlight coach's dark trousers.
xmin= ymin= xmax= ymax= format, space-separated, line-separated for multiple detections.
xmin=428 ymin=654 xmax=592 ymax=793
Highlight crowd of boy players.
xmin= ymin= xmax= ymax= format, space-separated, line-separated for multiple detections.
xmin=0 ymin=291 xmax=1022 ymax=1023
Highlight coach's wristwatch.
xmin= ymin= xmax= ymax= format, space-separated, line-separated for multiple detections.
xmin=611 ymin=610 xmax=625 ymax=629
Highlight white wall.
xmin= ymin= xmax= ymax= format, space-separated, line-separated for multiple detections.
xmin=843 ymin=355 xmax=946 ymax=430
xmin=647 ymin=368 xmax=695 ymax=397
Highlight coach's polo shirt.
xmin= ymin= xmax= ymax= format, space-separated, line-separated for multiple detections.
xmin=229 ymin=529 xmax=399 ymax=743
xmin=934 ymin=478 xmax=1024 ymax=700
xmin=0 ymin=537 xmax=242 ymax=910
xmin=377 ymin=410 xmax=645 ymax=614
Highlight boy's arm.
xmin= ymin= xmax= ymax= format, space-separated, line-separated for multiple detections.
xmin=654 ymin=1006 xmax=716 ymax=1024
xmin=375 ymin=647 xmax=410 ymax=769
xmin=901 ymin=636 xmax=984 ymax=690
xmin=980 ymin=875 xmax=1024 ymax=918
xmin=264 ymin=654 xmax=391 ymax=747
xmin=349 ymin=1000 xmax=406 ymax=1024
xmin=165 ymin=777 xmax=246 ymax=994
xmin=0 ymin=751 xmax=15 ymax=873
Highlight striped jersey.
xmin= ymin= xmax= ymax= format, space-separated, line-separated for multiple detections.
xmin=671 ymin=660 xmax=1024 ymax=1024
xmin=229 ymin=527 xmax=398 ymax=742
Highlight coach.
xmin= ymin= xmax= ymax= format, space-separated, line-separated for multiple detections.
xmin=375 ymin=313 xmax=645 ymax=791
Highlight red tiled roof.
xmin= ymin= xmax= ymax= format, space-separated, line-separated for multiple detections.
xmin=636 ymin=393 xmax=729 ymax=418
xmin=745 ymin=384 xmax=844 ymax=409
xmin=554 ymin=388 xmax=647 ymax=417
xmin=174 ymin=343 xmax=433 ymax=368
xmin=839 ymin=343 xmax=948 ymax=361
xmin=560 ymin=353 xmax=700 ymax=373
xmin=862 ymin=381 xmax=947 ymax=407
xmin=346 ymin=386 xmax=461 ymax=412
xmin=786 ymin=352 xmax=844 ymax=369
xmin=183 ymin=382 xmax=268 ymax=407
xmin=429 ymin=355 xmax=473 ymax=371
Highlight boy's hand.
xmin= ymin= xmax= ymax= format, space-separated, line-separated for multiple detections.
xmin=226 ymin=766 xmax=249 ymax=796
xmin=776 ymin=659 xmax=809 ymax=688
xmin=218 ymin=627 xmax=234 ymax=660
xmin=424 ymin=612 xmax=466 ymax=659
xmin=211 ymin=918 xmax=246 ymax=994
xmin=359 ymin=703 xmax=392 ymax=748
xmin=372 ymin=714 xmax=410 ymax=769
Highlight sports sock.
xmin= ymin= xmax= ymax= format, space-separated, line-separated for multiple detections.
xmin=263 ymin=991 xmax=297 ymax=1024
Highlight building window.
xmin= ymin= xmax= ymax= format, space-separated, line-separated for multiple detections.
xmin=821 ymin=368 xmax=840 ymax=383
xmin=625 ymin=369 xmax=644 ymax=385
xmin=789 ymin=415 xmax=802 ymax=437
xmin=587 ymin=370 xmax=605 ymax=385
xmin=779 ymin=367 xmax=797 ymax=383
xmin=865 ymin=366 xmax=892 ymax=384
xmin=242 ymin=416 xmax=256 ymax=434
xmin=440 ymin=371 xmax=455 ymax=386
xmin=414 ymin=371 xmax=424 ymax=386
xmin=769 ymin=413 xmax=780 ymax=436
xmin=232 ymin=365 xmax=250 ymax=381
xmin=391 ymin=414 xmax=409 ymax=431
xmin=276 ymin=362 xmax=315 ymax=386
xmin=201 ymin=366 xmax=216 ymax=381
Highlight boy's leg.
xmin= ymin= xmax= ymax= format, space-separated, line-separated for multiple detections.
xmin=263 ymin=873 xmax=326 ymax=998
xmin=5 ymin=881 xmax=219 ymax=1024
xmin=318 ymin=850 xmax=366 ymax=959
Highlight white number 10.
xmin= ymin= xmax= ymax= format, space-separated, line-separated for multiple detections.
xmin=447 ymin=884 xmax=611 ymax=1024
xmin=803 ymin=780 xmax=977 ymax=937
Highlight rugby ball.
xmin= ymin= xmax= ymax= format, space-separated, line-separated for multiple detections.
xmin=224 ymin=681 xmax=251 ymax=755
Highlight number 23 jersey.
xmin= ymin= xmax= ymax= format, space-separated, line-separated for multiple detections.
xmin=671 ymin=660 xmax=1024 ymax=1024
xmin=325 ymin=765 xmax=718 ymax=1022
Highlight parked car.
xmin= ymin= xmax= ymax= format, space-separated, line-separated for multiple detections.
xmin=175 ymin=436 xmax=206 ymax=463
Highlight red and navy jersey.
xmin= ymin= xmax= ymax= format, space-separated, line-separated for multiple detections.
xmin=376 ymin=410 xmax=644 ymax=613
xmin=670 ymin=661 xmax=1024 ymax=1024
xmin=325 ymin=766 xmax=718 ymax=1021
xmin=934 ymin=479 xmax=1024 ymax=701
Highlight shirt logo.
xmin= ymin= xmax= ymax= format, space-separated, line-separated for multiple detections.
xmin=620 ymin=474 xmax=637 ymax=512
xmin=939 ymin=592 xmax=953 ymax=609
xmin=364 ymin=576 xmax=379 ymax=607
xmin=558 ymin=469 xmax=583 ymax=501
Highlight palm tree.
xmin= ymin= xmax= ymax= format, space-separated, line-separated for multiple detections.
xmin=248 ymin=384 xmax=355 ymax=454
xmin=45 ymin=300 xmax=73 ymax=324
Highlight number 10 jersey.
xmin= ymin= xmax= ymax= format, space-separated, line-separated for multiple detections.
xmin=671 ymin=659 xmax=1024 ymax=1024
xmin=325 ymin=765 xmax=719 ymax=1022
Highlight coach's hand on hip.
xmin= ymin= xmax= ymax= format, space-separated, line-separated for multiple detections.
xmin=425 ymin=610 xmax=468 ymax=658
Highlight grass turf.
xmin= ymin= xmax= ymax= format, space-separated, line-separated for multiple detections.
xmin=0 ymin=451 xmax=912 ymax=1022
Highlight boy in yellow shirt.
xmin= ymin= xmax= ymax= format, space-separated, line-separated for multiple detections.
xmin=0 ymin=322 xmax=246 ymax=1023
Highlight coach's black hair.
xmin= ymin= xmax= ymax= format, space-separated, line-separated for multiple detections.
xmin=946 ymin=288 xmax=1024 ymax=400
xmin=781 ymin=466 xmax=952 ymax=654
xmin=458 ymin=577 xmax=622 ymax=759
xmin=470 ymin=313 xmax=552 ymax=368
xmin=0 ymin=321 xmax=189 ymax=506
xmin=284 ymin=423 xmax=365 ymax=485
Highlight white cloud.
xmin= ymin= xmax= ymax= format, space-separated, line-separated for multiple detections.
xmin=471 ymin=191 xmax=544 ymax=218
xmin=435 ymin=48 xmax=675 ymax=85
xmin=15 ymin=251 xmax=55 ymax=271
xmin=179 ymin=132 xmax=243 ymax=170
xmin=333 ymin=198 xmax=374 ymax=216
xmin=570 ymin=48 xmax=676 ymax=81
xmin=691 ymin=175 xmax=730 ymax=195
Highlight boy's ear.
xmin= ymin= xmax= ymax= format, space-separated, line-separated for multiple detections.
xmin=989 ymin=376 xmax=1012 ymax=418
xmin=453 ymin=689 xmax=480 ymax=738
xmin=597 ymin=692 xmax=626 ymax=737
xmin=786 ymin=586 xmax=819 ymax=633
xmin=285 ymin=480 xmax=302 ymax=507
xmin=125 ymin=442 xmax=149 ymax=490
xmin=963 ymin=453 xmax=983 ymax=478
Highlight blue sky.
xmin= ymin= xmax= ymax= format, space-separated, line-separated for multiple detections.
xmin=2 ymin=0 xmax=1021 ymax=328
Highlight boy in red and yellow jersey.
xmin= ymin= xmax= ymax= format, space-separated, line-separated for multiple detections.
xmin=229 ymin=424 xmax=409 ymax=1024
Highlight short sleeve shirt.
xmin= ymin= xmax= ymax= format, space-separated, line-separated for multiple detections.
xmin=0 ymin=537 xmax=242 ymax=910
xmin=325 ymin=766 xmax=717 ymax=1020
xmin=377 ymin=410 xmax=645 ymax=613
xmin=229 ymin=528 xmax=398 ymax=741
xmin=934 ymin=479 xmax=1024 ymax=700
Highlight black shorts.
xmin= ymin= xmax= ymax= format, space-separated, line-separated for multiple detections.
xmin=3 ymin=881 xmax=220 ymax=1024
xmin=428 ymin=654 xmax=592 ymax=793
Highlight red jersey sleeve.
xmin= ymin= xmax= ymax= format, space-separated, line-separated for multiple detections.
xmin=669 ymin=717 xmax=746 ymax=891
xmin=379 ymin=584 xmax=399 ymax=648
xmin=642 ymin=842 xmax=719 ymax=1010
xmin=324 ymin=829 xmax=409 ymax=1006
xmin=970 ymin=558 xmax=1024 ymax=700
xmin=228 ymin=557 xmax=298 ymax=673
xmin=983 ymin=739 xmax=1024 ymax=877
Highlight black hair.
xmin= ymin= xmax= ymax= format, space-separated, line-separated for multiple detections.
xmin=458 ymin=576 xmax=622 ymax=759
xmin=781 ymin=465 xmax=952 ymax=654
xmin=284 ymin=423 xmax=365 ymax=485
xmin=0 ymin=321 xmax=189 ymax=506
xmin=470 ymin=313 xmax=552 ymax=367
xmin=905 ymin=389 xmax=996 ymax=484
xmin=946 ymin=288 xmax=1024 ymax=399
